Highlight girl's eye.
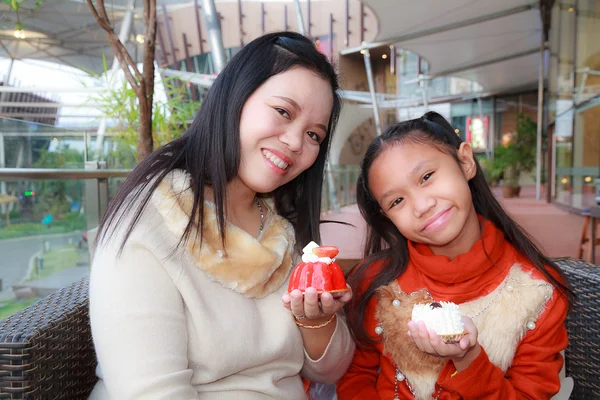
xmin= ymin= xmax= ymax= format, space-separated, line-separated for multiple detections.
xmin=421 ymin=171 xmax=434 ymax=184
xmin=389 ymin=197 xmax=403 ymax=209
xmin=307 ymin=131 xmax=321 ymax=143
xmin=276 ymin=108 xmax=290 ymax=119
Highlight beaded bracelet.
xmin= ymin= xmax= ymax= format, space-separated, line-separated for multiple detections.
xmin=295 ymin=314 xmax=336 ymax=329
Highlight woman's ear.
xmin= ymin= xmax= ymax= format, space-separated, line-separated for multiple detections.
xmin=457 ymin=143 xmax=477 ymax=180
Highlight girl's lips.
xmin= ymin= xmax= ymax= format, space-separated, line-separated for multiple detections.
xmin=421 ymin=208 xmax=453 ymax=233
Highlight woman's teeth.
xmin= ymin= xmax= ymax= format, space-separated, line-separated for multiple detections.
xmin=262 ymin=150 xmax=289 ymax=170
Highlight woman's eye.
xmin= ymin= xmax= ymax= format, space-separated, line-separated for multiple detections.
xmin=276 ymin=108 xmax=290 ymax=119
xmin=307 ymin=131 xmax=321 ymax=143
xmin=421 ymin=172 xmax=434 ymax=184
xmin=389 ymin=198 xmax=403 ymax=209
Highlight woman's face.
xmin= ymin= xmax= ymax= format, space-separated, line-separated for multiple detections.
xmin=236 ymin=67 xmax=334 ymax=194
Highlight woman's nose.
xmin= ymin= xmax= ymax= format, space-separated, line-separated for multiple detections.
xmin=279 ymin=129 xmax=303 ymax=153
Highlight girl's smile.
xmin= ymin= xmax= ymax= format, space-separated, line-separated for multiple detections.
xmin=421 ymin=207 xmax=454 ymax=233
xmin=368 ymin=140 xmax=480 ymax=259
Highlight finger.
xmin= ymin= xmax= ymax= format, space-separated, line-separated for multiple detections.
xmin=337 ymin=287 xmax=353 ymax=304
xmin=289 ymin=289 xmax=306 ymax=318
xmin=414 ymin=322 xmax=437 ymax=354
xmin=459 ymin=336 xmax=470 ymax=350
xmin=319 ymin=292 xmax=337 ymax=315
xmin=407 ymin=321 xmax=427 ymax=351
xmin=303 ymin=287 xmax=321 ymax=319
xmin=428 ymin=331 xmax=454 ymax=357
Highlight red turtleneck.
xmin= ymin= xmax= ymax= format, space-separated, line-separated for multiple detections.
xmin=337 ymin=220 xmax=568 ymax=400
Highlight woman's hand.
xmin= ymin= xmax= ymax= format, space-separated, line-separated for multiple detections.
xmin=407 ymin=316 xmax=481 ymax=372
xmin=282 ymin=284 xmax=352 ymax=322
xmin=282 ymin=285 xmax=353 ymax=360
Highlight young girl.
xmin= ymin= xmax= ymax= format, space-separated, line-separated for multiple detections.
xmin=88 ymin=32 xmax=354 ymax=400
xmin=337 ymin=111 xmax=572 ymax=400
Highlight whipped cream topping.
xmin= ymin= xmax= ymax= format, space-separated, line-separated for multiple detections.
xmin=411 ymin=301 xmax=464 ymax=335
xmin=301 ymin=241 xmax=334 ymax=264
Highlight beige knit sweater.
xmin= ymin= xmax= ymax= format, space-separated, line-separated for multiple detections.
xmin=88 ymin=170 xmax=355 ymax=399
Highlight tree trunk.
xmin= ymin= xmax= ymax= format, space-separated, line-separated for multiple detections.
xmin=138 ymin=95 xmax=153 ymax=160
xmin=138 ymin=0 xmax=157 ymax=160
xmin=87 ymin=0 xmax=157 ymax=162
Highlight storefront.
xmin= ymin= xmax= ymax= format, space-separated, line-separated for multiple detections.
xmin=549 ymin=0 xmax=600 ymax=210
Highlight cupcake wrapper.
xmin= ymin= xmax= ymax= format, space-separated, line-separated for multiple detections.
xmin=438 ymin=330 xmax=468 ymax=344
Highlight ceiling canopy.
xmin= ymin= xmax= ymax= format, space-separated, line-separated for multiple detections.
xmin=0 ymin=0 xmax=186 ymax=75
xmin=350 ymin=0 xmax=543 ymax=94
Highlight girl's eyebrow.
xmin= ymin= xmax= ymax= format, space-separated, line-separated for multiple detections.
xmin=410 ymin=160 xmax=432 ymax=177
xmin=378 ymin=159 xmax=433 ymax=203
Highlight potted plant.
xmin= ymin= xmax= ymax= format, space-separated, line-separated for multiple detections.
xmin=489 ymin=113 xmax=537 ymax=198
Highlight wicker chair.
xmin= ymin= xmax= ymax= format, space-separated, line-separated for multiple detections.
xmin=0 ymin=260 xmax=597 ymax=399
xmin=0 ymin=276 xmax=96 ymax=399
xmin=559 ymin=258 xmax=600 ymax=399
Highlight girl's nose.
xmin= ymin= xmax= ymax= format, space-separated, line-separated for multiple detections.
xmin=413 ymin=193 xmax=436 ymax=218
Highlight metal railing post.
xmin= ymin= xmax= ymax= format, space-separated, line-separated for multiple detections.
xmin=0 ymin=133 xmax=6 ymax=215
xmin=84 ymin=161 xmax=109 ymax=230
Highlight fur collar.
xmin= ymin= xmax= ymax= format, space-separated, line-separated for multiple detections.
xmin=152 ymin=170 xmax=295 ymax=299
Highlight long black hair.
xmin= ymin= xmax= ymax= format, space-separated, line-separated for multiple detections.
xmin=96 ymin=31 xmax=341 ymax=254
xmin=347 ymin=111 xmax=574 ymax=345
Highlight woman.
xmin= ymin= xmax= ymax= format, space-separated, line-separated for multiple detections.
xmin=89 ymin=32 xmax=355 ymax=399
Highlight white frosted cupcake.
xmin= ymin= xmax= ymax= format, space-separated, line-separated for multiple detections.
xmin=411 ymin=301 xmax=467 ymax=343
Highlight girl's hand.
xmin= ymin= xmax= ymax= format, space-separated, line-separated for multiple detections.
xmin=282 ymin=285 xmax=352 ymax=321
xmin=407 ymin=316 xmax=481 ymax=371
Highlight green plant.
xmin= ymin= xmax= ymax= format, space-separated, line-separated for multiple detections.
xmin=89 ymin=75 xmax=200 ymax=168
xmin=488 ymin=113 xmax=537 ymax=188
xmin=32 ymin=144 xmax=85 ymax=221
xmin=3 ymin=0 xmax=44 ymax=31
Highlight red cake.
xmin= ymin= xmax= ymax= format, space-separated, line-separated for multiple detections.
xmin=287 ymin=242 xmax=349 ymax=297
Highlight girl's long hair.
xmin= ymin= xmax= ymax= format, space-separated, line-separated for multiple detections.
xmin=347 ymin=111 xmax=574 ymax=346
xmin=96 ymin=31 xmax=341 ymax=255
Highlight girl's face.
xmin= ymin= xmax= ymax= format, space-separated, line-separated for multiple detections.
xmin=236 ymin=67 xmax=333 ymax=194
xmin=368 ymin=140 xmax=481 ymax=258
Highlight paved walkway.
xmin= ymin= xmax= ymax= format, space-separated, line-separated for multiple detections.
xmin=320 ymin=185 xmax=589 ymax=266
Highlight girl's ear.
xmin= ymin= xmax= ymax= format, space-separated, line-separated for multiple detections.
xmin=457 ymin=142 xmax=477 ymax=180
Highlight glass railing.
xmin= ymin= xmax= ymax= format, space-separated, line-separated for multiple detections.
xmin=322 ymin=165 xmax=360 ymax=212
xmin=0 ymin=164 xmax=359 ymax=320
xmin=0 ymin=168 xmax=129 ymax=320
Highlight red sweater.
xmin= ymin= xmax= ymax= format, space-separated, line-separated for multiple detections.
xmin=337 ymin=220 xmax=568 ymax=399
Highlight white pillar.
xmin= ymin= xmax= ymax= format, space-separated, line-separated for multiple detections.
xmin=293 ymin=0 xmax=306 ymax=35
xmin=535 ymin=39 xmax=545 ymax=201
xmin=363 ymin=49 xmax=382 ymax=136
xmin=202 ymin=0 xmax=227 ymax=73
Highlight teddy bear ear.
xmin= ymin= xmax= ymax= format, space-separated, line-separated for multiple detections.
xmin=376 ymin=285 xmax=396 ymax=301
